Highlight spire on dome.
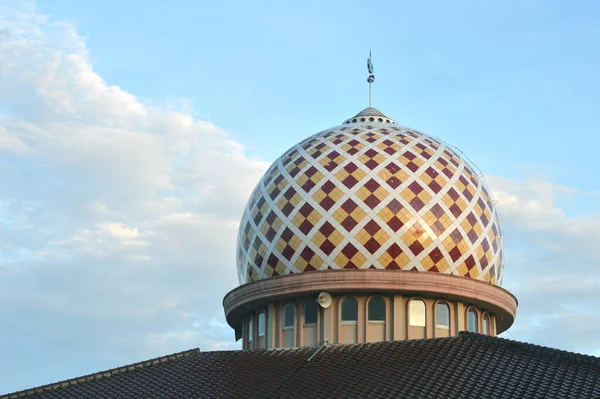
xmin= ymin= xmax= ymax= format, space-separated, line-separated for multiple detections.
xmin=367 ymin=49 xmax=375 ymax=107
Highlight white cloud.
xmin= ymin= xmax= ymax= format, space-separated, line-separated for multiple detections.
xmin=0 ymin=3 xmax=268 ymax=392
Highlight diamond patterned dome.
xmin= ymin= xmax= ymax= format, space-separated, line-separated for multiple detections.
xmin=236 ymin=109 xmax=503 ymax=286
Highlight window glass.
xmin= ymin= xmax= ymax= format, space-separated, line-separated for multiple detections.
xmin=341 ymin=297 xmax=358 ymax=322
xmin=368 ymin=296 xmax=386 ymax=321
xmin=304 ymin=301 xmax=318 ymax=324
xmin=483 ymin=314 xmax=490 ymax=335
xmin=468 ymin=308 xmax=478 ymax=332
xmin=283 ymin=303 xmax=295 ymax=329
xmin=409 ymin=299 xmax=426 ymax=327
xmin=258 ymin=311 xmax=266 ymax=337
xmin=248 ymin=317 xmax=253 ymax=342
xmin=435 ymin=302 xmax=450 ymax=329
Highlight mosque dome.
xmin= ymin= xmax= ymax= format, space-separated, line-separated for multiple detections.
xmin=236 ymin=108 xmax=503 ymax=286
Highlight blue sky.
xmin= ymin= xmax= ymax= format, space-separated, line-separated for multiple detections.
xmin=1 ymin=0 xmax=600 ymax=393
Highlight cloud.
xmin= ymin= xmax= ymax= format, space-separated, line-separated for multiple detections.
xmin=488 ymin=175 xmax=600 ymax=352
xmin=0 ymin=3 xmax=268 ymax=392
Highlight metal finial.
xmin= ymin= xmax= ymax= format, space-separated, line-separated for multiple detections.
xmin=367 ymin=49 xmax=375 ymax=107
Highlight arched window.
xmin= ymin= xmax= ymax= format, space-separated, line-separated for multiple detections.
xmin=304 ymin=301 xmax=318 ymax=325
xmin=341 ymin=297 xmax=358 ymax=323
xmin=467 ymin=308 xmax=478 ymax=332
xmin=258 ymin=310 xmax=266 ymax=338
xmin=248 ymin=316 xmax=254 ymax=343
xmin=283 ymin=303 xmax=295 ymax=329
xmin=368 ymin=296 xmax=386 ymax=321
xmin=483 ymin=313 xmax=490 ymax=335
xmin=409 ymin=299 xmax=426 ymax=327
xmin=435 ymin=302 xmax=450 ymax=329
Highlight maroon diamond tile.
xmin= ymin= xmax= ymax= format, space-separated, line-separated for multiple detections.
xmin=479 ymin=255 xmax=489 ymax=268
xmin=347 ymin=147 xmax=359 ymax=155
xmin=436 ymin=156 xmax=448 ymax=166
xmin=320 ymin=239 xmax=335 ymax=255
xmin=415 ymin=143 xmax=427 ymax=151
xmin=309 ymin=150 xmax=322 ymax=159
xmin=318 ymin=221 xmax=335 ymax=237
xmin=348 ymin=139 xmax=360 ymax=146
xmin=406 ymin=162 xmax=419 ymax=172
xmin=386 ymin=176 xmax=402 ymax=189
xmin=321 ymin=180 xmax=336 ymax=193
xmin=267 ymin=253 xmax=279 ymax=267
xmin=281 ymin=202 xmax=294 ymax=217
xmin=341 ymin=243 xmax=359 ymax=258
xmin=387 ymin=199 xmax=403 ymax=214
xmin=430 ymin=204 xmax=445 ymax=218
xmin=425 ymin=167 xmax=438 ymax=179
xmin=364 ymin=148 xmax=378 ymax=158
xmin=402 ymin=151 xmax=416 ymax=160
xmin=447 ymin=188 xmax=460 ymax=201
xmin=408 ymin=240 xmax=424 ymax=256
xmin=432 ymin=221 xmax=445 ymax=235
xmin=364 ymin=159 xmax=379 ymax=169
xmin=319 ymin=196 xmax=335 ymax=211
xmin=299 ymin=220 xmax=314 ymax=235
xmin=282 ymin=245 xmax=295 ymax=260
xmin=289 ymin=166 xmax=301 ymax=177
xmin=428 ymin=180 xmax=443 ymax=194
xmin=341 ymin=198 xmax=358 ymax=213
xmin=300 ymin=246 xmax=315 ymax=261
xmin=466 ymin=212 xmax=477 ymax=226
xmin=386 ymin=162 xmax=401 ymax=174
xmin=363 ymin=220 xmax=381 ymax=235
xmin=467 ymin=229 xmax=478 ymax=243
xmin=281 ymin=227 xmax=294 ymax=241
xmin=387 ymin=216 xmax=404 ymax=232
xmin=459 ymin=175 xmax=469 ymax=187
xmin=410 ymin=197 xmax=425 ymax=212
xmin=364 ymin=178 xmax=381 ymax=192
xmin=341 ymin=175 xmax=359 ymax=189
xmin=298 ymin=203 xmax=314 ymax=217
xmin=364 ymin=238 xmax=380 ymax=254
xmin=344 ymin=261 xmax=358 ymax=269
xmin=301 ymin=179 xmax=317 ymax=192
xmin=283 ymin=187 xmax=297 ymax=200
xmin=463 ymin=188 xmax=474 ymax=202
xmin=429 ymin=265 xmax=439 ymax=272
xmin=341 ymin=216 xmax=358 ymax=231
xmin=384 ymin=147 xmax=397 ymax=155
xmin=323 ymin=161 xmax=338 ymax=172
xmin=382 ymin=139 xmax=394 ymax=146
xmin=344 ymin=162 xmax=358 ymax=173
xmin=364 ymin=194 xmax=381 ymax=209
xmin=449 ymin=204 xmax=462 ymax=217
xmin=448 ymin=246 xmax=462 ymax=262
xmin=387 ymin=243 xmax=403 ymax=258
xmin=304 ymin=264 xmax=317 ymax=272
xmin=450 ymin=228 xmax=463 ymax=244
xmin=304 ymin=166 xmax=318 ymax=178
xmin=481 ymin=238 xmax=490 ymax=252
xmin=442 ymin=168 xmax=454 ymax=179
xmin=429 ymin=247 xmax=443 ymax=262
xmin=327 ymin=150 xmax=340 ymax=159
xmin=420 ymin=150 xmax=431 ymax=160
xmin=465 ymin=255 xmax=476 ymax=270
xmin=385 ymin=260 xmax=401 ymax=269
xmin=408 ymin=181 xmax=424 ymax=195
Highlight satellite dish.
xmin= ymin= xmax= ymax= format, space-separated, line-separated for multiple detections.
xmin=318 ymin=292 xmax=332 ymax=308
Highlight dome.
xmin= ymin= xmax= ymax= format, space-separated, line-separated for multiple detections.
xmin=236 ymin=108 xmax=503 ymax=286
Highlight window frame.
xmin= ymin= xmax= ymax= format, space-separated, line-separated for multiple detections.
xmin=408 ymin=298 xmax=426 ymax=327
xmin=282 ymin=303 xmax=295 ymax=330
xmin=467 ymin=307 xmax=479 ymax=333
xmin=340 ymin=297 xmax=358 ymax=325
xmin=482 ymin=312 xmax=490 ymax=335
xmin=303 ymin=301 xmax=318 ymax=325
xmin=434 ymin=301 xmax=450 ymax=330
xmin=367 ymin=296 xmax=387 ymax=323
xmin=257 ymin=309 xmax=266 ymax=338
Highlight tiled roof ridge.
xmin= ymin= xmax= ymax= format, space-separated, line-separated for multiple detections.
xmin=459 ymin=331 xmax=600 ymax=366
xmin=0 ymin=348 xmax=201 ymax=399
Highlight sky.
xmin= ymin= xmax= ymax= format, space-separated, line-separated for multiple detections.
xmin=1 ymin=0 xmax=600 ymax=393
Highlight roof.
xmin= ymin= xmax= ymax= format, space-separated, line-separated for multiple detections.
xmin=3 ymin=333 xmax=600 ymax=399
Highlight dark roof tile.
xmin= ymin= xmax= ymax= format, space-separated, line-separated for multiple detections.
xmin=3 ymin=333 xmax=600 ymax=398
